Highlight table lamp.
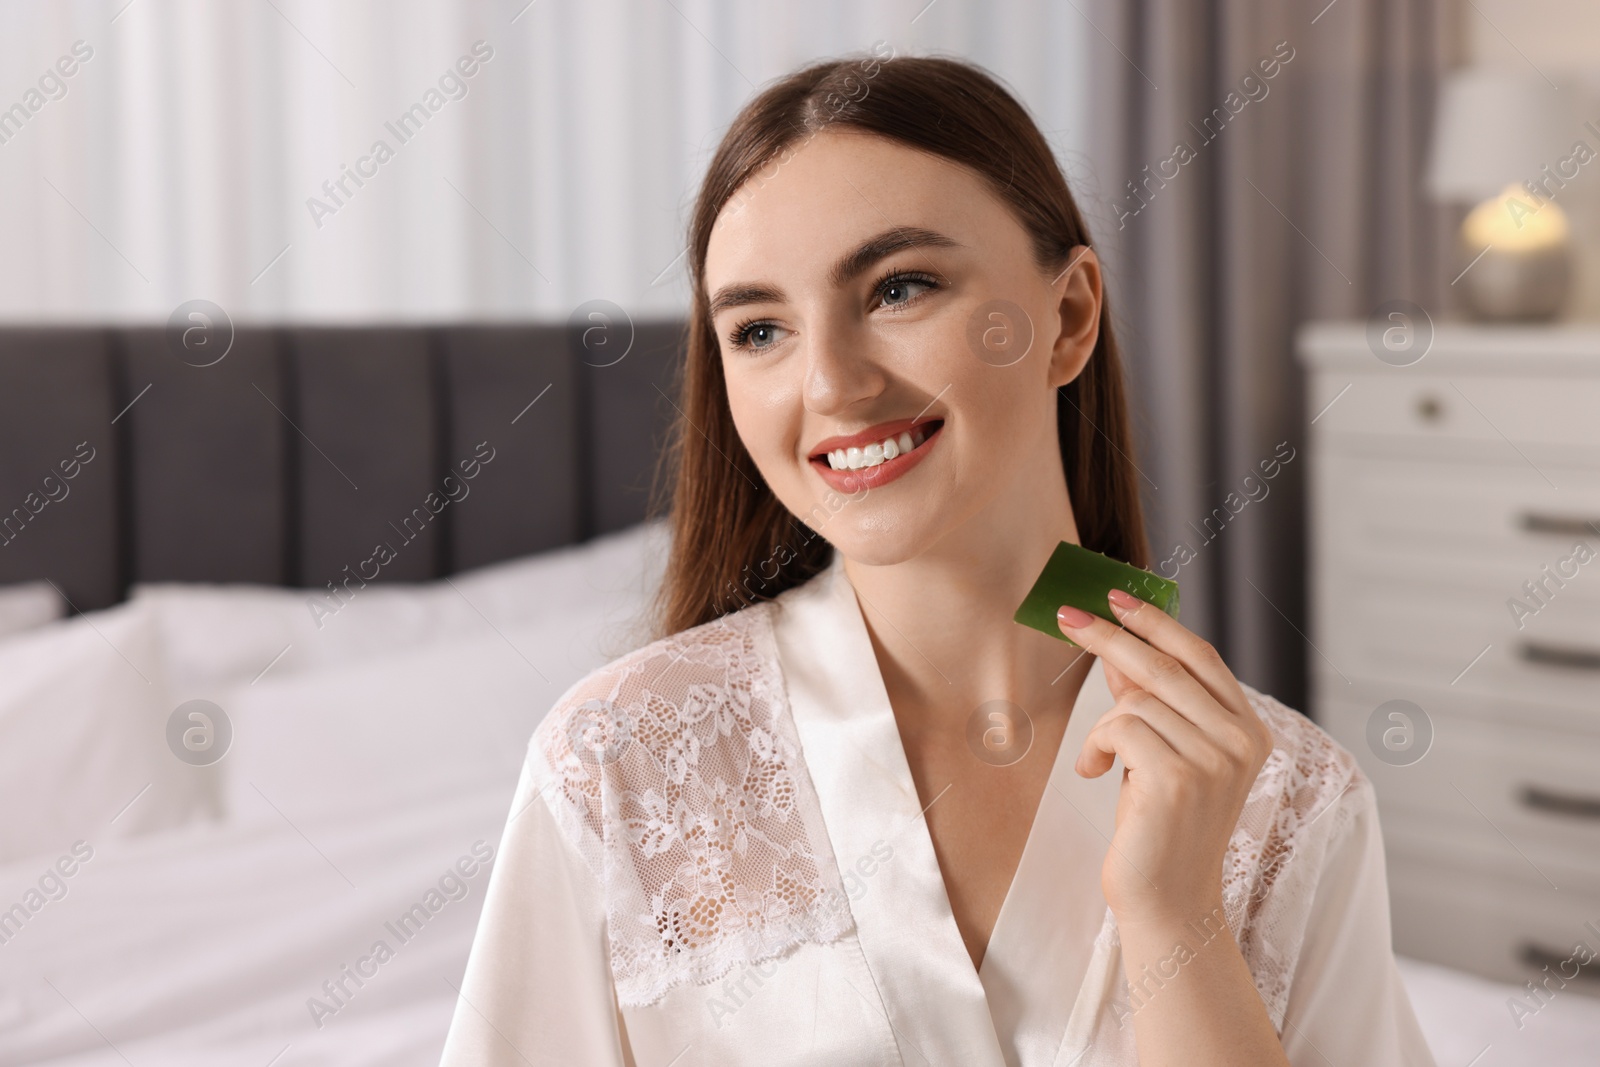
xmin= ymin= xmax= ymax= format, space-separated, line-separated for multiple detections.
xmin=1424 ymin=67 xmax=1583 ymax=321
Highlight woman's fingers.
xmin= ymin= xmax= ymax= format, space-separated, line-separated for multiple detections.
xmin=1056 ymin=602 xmax=1231 ymax=732
xmin=1104 ymin=589 xmax=1275 ymax=759
xmin=1104 ymin=588 xmax=1250 ymax=716
xmin=1074 ymin=691 xmax=1201 ymax=773
xmin=1076 ymin=707 xmax=1180 ymax=778
xmin=1058 ymin=596 xmax=1271 ymax=765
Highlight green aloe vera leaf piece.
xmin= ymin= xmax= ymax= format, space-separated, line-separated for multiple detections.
xmin=1013 ymin=540 xmax=1180 ymax=644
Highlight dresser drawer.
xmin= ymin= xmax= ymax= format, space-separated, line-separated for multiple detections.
xmin=1315 ymin=454 xmax=1600 ymax=585
xmin=1389 ymin=848 xmax=1600 ymax=993
xmin=1319 ymin=695 xmax=1600 ymax=868
xmin=1311 ymin=372 xmax=1600 ymax=452
xmin=1316 ymin=566 xmax=1600 ymax=715
xmin=1311 ymin=669 xmax=1600 ymax=744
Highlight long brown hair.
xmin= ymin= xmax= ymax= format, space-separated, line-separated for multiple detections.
xmin=651 ymin=52 xmax=1148 ymax=637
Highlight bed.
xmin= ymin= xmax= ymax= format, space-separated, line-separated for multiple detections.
xmin=0 ymin=520 xmax=668 ymax=1066
xmin=0 ymin=327 xmax=1596 ymax=1065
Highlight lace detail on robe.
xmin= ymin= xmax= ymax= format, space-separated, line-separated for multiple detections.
xmin=1223 ymin=684 xmax=1362 ymax=1029
xmin=528 ymin=602 xmax=854 ymax=1008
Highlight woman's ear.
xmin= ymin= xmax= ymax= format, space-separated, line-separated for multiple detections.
xmin=1046 ymin=246 xmax=1102 ymax=389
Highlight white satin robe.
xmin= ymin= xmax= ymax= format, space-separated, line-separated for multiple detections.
xmin=441 ymin=553 xmax=1436 ymax=1066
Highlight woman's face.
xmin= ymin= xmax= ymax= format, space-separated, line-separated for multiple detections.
xmin=703 ymin=128 xmax=1101 ymax=567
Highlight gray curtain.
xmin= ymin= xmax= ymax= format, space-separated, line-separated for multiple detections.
xmin=1081 ymin=0 xmax=1462 ymax=711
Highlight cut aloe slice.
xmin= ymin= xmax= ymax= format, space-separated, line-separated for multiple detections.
xmin=1014 ymin=540 xmax=1180 ymax=645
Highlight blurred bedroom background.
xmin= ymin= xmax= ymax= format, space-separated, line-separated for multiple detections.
xmin=2 ymin=0 xmax=1598 ymax=1063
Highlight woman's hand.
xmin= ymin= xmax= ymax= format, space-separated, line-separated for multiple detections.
xmin=1055 ymin=592 xmax=1289 ymax=1064
xmin=1056 ymin=589 xmax=1274 ymax=930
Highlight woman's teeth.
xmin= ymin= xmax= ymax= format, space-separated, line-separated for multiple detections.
xmin=825 ymin=427 xmax=928 ymax=471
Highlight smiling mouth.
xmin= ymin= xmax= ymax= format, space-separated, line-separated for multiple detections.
xmin=811 ymin=419 xmax=944 ymax=472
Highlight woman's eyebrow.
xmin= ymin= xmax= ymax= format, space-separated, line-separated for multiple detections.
xmin=706 ymin=227 xmax=960 ymax=319
xmin=707 ymin=284 xmax=784 ymax=319
xmin=828 ymin=226 xmax=959 ymax=286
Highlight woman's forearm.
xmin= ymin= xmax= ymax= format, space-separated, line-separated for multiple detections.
xmin=1116 ymin=903 xmax=1292 ymax=1067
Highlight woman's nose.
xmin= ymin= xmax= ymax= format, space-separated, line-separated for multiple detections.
xmin=801 ymin=319 xmax=887 ymax=416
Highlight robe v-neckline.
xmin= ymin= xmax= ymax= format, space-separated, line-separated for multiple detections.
xmin=771 ymin=554 xmax=1124 ymax=1066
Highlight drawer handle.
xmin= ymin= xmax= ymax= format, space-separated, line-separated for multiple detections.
xmin=1519 ymin=511 xmax=1600 ymax=538
xmin=1519 ymin=941 xmax=1600 ymax=982
xmin=1519 ymin=785 xmax=1600 ymax=819
xmin=1520 ymin=642 xmax=1600 ymax=671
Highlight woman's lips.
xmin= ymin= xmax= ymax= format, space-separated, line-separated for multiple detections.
xmin=808 ymin=419 xmax=943 ymax=493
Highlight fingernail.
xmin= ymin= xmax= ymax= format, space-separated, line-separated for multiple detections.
xmin=1107 ymin=588 xmax=1141 ymax=615
xmin=1057 ymin=604 xmax=1095 ymax=629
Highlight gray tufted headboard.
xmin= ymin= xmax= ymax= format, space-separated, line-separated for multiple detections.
xmin=0 ymin=322 xmax=686 ymax=611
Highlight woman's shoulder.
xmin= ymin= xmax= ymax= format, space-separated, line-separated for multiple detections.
xmin=528 ymin=598 xmax=781 ymax=772
xmin=520 ymin=597 xmax=851 ymax=1007
xmin=1228 ymin=681 xmax=1369 ymax=892
xmin=522 ymin=596 xmax=804 ymax=865
xmin=1237 ymin=681 xmax=1367 ymax=821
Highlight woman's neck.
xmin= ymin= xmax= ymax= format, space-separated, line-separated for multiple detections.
xmin=839 ymin=463 xmax=1094 ymax=730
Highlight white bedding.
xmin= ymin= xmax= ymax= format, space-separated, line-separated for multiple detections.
xmin=0 ymin=784 xmax=505 ymax=1066
xmin=0 ymin=521 xmax=668 ymax=1066
xmin=1 ymin=520 xmax=1596 ymax=1066
xmin=1396 ymin=955 xmax=1600 ymax=1067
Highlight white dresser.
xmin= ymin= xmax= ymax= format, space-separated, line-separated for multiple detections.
xmin=1298 ymin=320 xmax=1600 ymax=992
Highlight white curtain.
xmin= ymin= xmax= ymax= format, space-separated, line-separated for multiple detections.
xmin=0 ymin=0 xmax=1089 ymax=324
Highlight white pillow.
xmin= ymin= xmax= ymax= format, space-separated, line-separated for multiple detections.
xmin=136 ymin=520 xmax=666 ymax=698
xmin=217 ymin=597 xmax=646 ymax=822
xmin=0 ymin=600 xmax=217 ymax=863
xmin=0 ymin=580 xmax=65 ymax=642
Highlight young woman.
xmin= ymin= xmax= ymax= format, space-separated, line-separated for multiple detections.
xmin=442 ymin=55 xmax=1434 ymax=1066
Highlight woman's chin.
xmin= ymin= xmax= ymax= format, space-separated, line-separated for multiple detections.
xmin=818 ymin=524 xmax=939 ymax=569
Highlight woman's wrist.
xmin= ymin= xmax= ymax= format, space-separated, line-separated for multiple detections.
xmin=1112 ymin=892 xmax=1230 ymax=939
xmin=1112 ymin=893 xmax=1239 ymax=984
xmin=1113 ymin=895 xmax=1290 ymax=1067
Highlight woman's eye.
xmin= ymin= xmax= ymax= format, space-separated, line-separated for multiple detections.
xmin=733 ymin=322 xmax=785 ymax=350
xmin=878 ymin=276 xmax=935 ymax=308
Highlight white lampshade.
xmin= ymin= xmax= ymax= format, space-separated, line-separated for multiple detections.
xmin=1425 ymin=68 xmax=1584 ymax=203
